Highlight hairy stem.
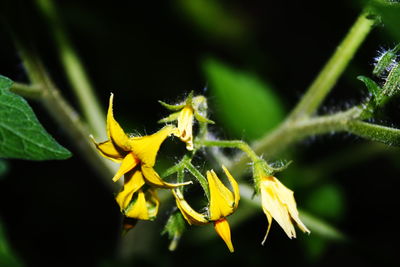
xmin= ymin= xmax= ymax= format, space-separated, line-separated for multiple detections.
xmin=288 ymin=11 xmax=375 ymax=121
xmin=230 ymin=107 xmax=363 ymax=176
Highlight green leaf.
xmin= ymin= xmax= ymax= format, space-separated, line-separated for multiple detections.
xmin=204 ymin=59 xmax=285 ymax=140
xmin=0 ymin=75 xmax=71 ymax=160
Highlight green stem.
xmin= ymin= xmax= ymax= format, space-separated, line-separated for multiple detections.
xmin=346 ymin=120 xmax=400 ymax=146
xmin=288 ymin=11 xmax=375 ymax=121
xmin=183 ymin=160 xmax=210 ymax=200
xmin=35 ymin=0 xmax=106 ymax=139
xmin=14 ymin=39 xmax=117 ymax=189
xmin=230 ymin=107 xmax=363 ymax=176
xmin=198 ymin=139 xmax=261 ymax=163
xmin=10 ymin=82 xmax=43 ymax=99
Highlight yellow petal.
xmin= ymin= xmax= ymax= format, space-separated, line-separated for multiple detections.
xmin=222 ymin=166 xmax=240 ymax=210
xmin=214 ymin=218 xmax=234 ymax=253
xmin=177 ymin=106 xmax=194 ymax=151
xmin=273 ymin=177 xmax=310 ymax=234
xmin=107 ymin=93 xmax=131 ymax=151
xmin=129 ymin=125 xmax=177 ymax=167
xmin=261 ymin=212 xmax=273 ymax=245
xmin=125 ymin=190 xmax=149 ymax=220
xmin=115 ymin=170 xmax=145 ymax=210
xmin=172 ymin=189 xmax=208 ymax=225
xmin=112 ymin=152 xmax=140 ymax=182
xmin=141 ymin=165 xmax=192 ymax=188
xmin=90 ymin=137 xmax=124 ymax=163
xmin=208 ymin=170 xmax=235 ymax=221
xmin=260 ymin=176 xmax=296 ymax=238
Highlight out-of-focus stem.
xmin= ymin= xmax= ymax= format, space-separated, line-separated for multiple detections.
xmin=35 ymin=0 xmax=106 ymax=139
xmin=15 ymin=40 xmax=117 ymax=189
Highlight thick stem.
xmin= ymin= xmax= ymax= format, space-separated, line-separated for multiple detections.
xmin=230 ymin=107 xmax=362 ymax=177
xmin=288 ymin=11 xmax=375 ymax=121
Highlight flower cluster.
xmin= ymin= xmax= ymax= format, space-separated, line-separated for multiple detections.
xmin=91 ymin=92 xmax=309 ymax=252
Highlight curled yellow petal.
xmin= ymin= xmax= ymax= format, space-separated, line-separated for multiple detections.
xmin=90 ymin=137 xmax=124 ymax=163
xmin=125 ymin=190 xmax=149 ymax=220
xmin=107 ymin=93 xmax=131 ymax=151
xmin=141 ymin=165 xmax=192 ymax=188
xmin=177 ymin=106 xmax=194 ymax=151
xmin=261 ymin=212 xmax=273 ymax=245
xmin=214 ymin=218 xmax=234 ymax=253
xmin=115 ymin=170 xmax=145 ymax=210
xmin=172 ymin=189 xmax=208 ymax=225
xmin=129 ymin=125 xmax=177 ymax=167
xmin=112 ymin=152 xmax=140 ymax=182
xmin=222 ymin=166 xmax=240 ymax=210
xmin=208 ymin=170 xmax=235 ymax=221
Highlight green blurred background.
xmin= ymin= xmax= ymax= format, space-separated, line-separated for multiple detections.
xmin=1 ymin=0 xmax=400 ymax=266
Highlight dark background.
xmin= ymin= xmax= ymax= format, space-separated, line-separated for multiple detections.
xmin=1 ymin=0 xmax=400 ymax=266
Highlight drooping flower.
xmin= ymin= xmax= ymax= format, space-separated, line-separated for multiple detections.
xmin=159 ymin=92 xmax=214 ymax=151
xmin=91 ymin=93 xmax=191 ymax=218
xmin=259 ymin=175 xmax=310 ymax=244
xmin=172 ymin=166 xmax=240 ymax=252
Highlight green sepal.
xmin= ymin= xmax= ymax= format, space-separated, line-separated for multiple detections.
xmin=158 ymin=111 xmax=180 ymax=123
xmin=357 ymin=75 xmax=381 ymax=98
xmin=194 ymin=111 xmax=215 ymax=124
xmin=158 ymin=100 xmax=185 ymax=111
xmin=185 ymin=91 xmax=195 ymax=105
xmin=162 ymin=211 xmax=186 ymax=251
xmin=382 ymin=63 xmax=400 ymax=97
xmin=373 ymin=45 xmax=399 ymax=77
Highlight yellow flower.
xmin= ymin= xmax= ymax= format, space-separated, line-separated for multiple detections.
xmin=91 ymin=94 xmax=191 ymax=217
xmin=159 ymin=92 xmax=214 ymax=151
xmin=172 ymin=166 xmax=240 ymax=252
xmin=259 ymin=175 xmax=310 ymax=244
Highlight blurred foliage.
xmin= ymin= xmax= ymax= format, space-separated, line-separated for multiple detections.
xmin=305 ymin=184 xmax=345 ymax=221
xmin=0 ymin=222 xmax=23 ymax=267
xmin=175 ymin=0 xmax=249 ymax=43
xmin=0 ymin=160 xmax=7 ymax=178
xmin=204 ymin=59 xmax=285 ymax=140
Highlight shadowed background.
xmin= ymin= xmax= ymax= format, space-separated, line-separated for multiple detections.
xmin=1 ymin=0 xmax=400 ymax=266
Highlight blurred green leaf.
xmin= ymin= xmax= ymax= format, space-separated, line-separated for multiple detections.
xmin=0 ymin=221 xmax=23 ymax=267
xmin=0 ymin=75 xmax=71 ymax=160
xmin=301 ymin=234 xmax=329 ymax=262
xmin=305 ymin=184 xmax=345 ymax=221
xmin=204 ymin=59 xmax=285 ymax=140
xmin=0 ymin=159 xmax=8 ymax=178
xmin=370 ymin=2 xmax=400 ymax=40
xmin=176 ymin=0 xmax=248 ymax=43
